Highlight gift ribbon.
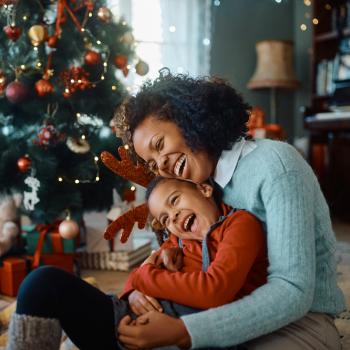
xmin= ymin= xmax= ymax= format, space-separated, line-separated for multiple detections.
xmin=32 ymin=221 xmax=63 ymax=268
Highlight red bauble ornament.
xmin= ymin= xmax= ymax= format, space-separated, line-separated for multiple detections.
xmin=58 ymin=218 xmax=79 ymax=239
xmin=17 ymin=155 xmax=32 ymax=173
xmin=47 ymin=35 xmax=58 ymax=48
xmin=84 ymin=50 xmax=101 ymax=65
xmin=6 ymin=80 xmax=28 ymax=104
xmin=114 ymin=54 xmax=128 ymax=69
xmin=3 ymin=25 xmax=21 ymax=41
xmin=35 ymin=79 xmax=54 ymax=97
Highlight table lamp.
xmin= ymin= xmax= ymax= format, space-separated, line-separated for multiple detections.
xmin=247 ymin=40 xmax=300 ymax=124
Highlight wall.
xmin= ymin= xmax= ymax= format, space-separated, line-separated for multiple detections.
xmin=210 ymin=0 xmax=312 ymax=140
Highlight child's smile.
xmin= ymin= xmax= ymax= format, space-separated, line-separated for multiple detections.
xmin=147 ymin=178 xmax=220 ymax=241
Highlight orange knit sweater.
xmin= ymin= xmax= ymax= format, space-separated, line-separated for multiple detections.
xmin=122 ymin=204 xmax=268 ymax=310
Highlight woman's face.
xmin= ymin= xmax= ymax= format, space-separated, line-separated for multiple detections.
xmin=133 ymin=115 xmax=215 ymax=183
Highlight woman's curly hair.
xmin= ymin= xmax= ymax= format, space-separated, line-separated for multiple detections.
xmin=114 ymin=69 xmax=251 ymax=160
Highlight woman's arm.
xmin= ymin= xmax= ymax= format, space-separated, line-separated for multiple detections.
xmin=119 ymin=171 xmax=317 ymax=349
xmin=132 ymin=211 xmax=265 ymax=309
xmin=181 ymin=171 xmax=316 ymax=348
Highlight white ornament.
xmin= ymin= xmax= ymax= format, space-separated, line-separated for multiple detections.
xmin=23 ymin=176 xmax=40 ymax=211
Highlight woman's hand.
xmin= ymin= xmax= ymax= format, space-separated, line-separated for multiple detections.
xmin=157 ymin=247 xmax=184 ymax=271
xmin=118 ymin=311 xmax=191 ymax=350
xmin=128 ymin=290 xmax=163 ymax=315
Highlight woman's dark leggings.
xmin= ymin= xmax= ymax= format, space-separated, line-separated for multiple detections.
xmin=16 ymin=266 xmax=120 ymax=350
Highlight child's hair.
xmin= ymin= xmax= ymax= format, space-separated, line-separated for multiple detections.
xmin=114 ymin=70 xmax=251 ymax=160
xmin=146 ymin=176 xmax=223 ymax=245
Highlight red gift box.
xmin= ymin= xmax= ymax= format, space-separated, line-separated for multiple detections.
xmin=29 ymin=222 xmax=76 ymax=274
xmin=29 ymin=253 xmax=74 ymax=274
xmin=0 ymin=257 xmax=27 ymax=297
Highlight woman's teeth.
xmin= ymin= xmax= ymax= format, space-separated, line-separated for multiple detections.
xmin=184 ymin=214 xmax=196 ymax=231
xmin=174 ymin=154 xmax=186 ymax=176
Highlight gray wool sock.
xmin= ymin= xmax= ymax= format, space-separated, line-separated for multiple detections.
xmin=6 ymin=313 xmax=62 ymax=350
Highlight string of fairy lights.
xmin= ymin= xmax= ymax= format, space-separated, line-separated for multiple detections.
xmin=274 ymin=0 xmax=333 ymax=32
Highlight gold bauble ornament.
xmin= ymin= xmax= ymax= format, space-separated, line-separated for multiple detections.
xmin=97 ymin=7 xmax=112 ymax=22
xmin=121 ymin=32 xmax=134 ymax=45
xmin=28 ymin=25 xmax=46 ymax=46
xmin=59 ymin=216 xmax=79 ymax=239
xmin=135 ymin=60 xmax=149 ymax=76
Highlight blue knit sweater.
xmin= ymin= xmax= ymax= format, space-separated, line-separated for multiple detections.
xmin=181 ymin=139 xmax=345 ymax=348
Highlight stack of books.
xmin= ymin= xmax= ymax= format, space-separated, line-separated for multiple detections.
xmin=78 ymin=238 xmax=152 ymax=271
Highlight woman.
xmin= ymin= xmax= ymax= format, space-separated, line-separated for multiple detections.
xmin=115 ymin=71 xmax=345 ymax=350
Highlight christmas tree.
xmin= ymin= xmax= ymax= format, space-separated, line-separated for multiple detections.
xmin=0 ymin=0 xmax=146 ymax=225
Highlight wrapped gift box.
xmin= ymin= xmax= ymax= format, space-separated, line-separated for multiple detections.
xmin=22 ymin=224 xmax=76 ymax=255
xmin=0 ymin=257 xmax=27 ymax=297
xmin=28 ymin=253 xmax=75 ymax=274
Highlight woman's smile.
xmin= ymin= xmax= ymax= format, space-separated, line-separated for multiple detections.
xmin=133 ymin=115 xmax=215 ymax=183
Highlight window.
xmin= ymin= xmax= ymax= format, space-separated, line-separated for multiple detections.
xmin=108 ymin=0 xmax=211 ymax=92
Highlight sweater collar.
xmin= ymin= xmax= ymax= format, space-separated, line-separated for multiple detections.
xmin=213 ymin=138 xmax=257 ymax=188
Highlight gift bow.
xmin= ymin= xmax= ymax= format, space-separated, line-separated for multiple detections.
xmin=32 ymin=221 xmax=63 ymax=268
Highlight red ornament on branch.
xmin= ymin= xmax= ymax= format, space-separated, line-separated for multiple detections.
xmin=6 ymin=80 xmax=28 ymax=104
xmin=60 ymin=66 xmax=91 ymax=97
xmin=35 ymin=79 xmax=54 ymax=97
xmin=114 ymin=54 xmax=128 ymax=69
xmin=84 ymin=50 xmax=101 ymax=65
xmin=3 ymin=25 xmax=22 ymax=41
xmin=17 ymin=155 xmax=32 ymax=173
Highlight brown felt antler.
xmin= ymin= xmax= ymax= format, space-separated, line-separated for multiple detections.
xmin=104 ymin=203 xmax=149 ymax=243
xmin=100 ymin=146 xmax=154 ymax=187
xmin=101 ymin=146 xmax=155 ymax=242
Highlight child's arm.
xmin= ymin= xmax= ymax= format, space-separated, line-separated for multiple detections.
xmin=131 ymin=211 xmax=266 ymax=309
xmin=119 ymin=234 xmax=181 ymax=299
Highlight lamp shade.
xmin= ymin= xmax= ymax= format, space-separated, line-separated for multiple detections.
xmin=247 ymin=40 xmax=299 ymax=90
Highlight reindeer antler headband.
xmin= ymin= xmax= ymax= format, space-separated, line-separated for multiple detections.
xmin=101 ymin=145 xmax=155 ymax=243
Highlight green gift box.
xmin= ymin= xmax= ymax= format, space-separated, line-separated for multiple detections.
xmin=22 ymin=224 xmax=76 ymax=255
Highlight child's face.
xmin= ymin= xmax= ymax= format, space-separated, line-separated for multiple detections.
xmin=148 ymin=179 xmax=220 ymax=241
xmin=133 ymin=116 xmax=216 ymax=183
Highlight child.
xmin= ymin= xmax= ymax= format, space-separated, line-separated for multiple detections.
xmin=121 ymin=176 xmax=267 ymax=314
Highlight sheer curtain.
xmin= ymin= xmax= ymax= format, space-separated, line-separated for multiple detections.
xmin=108 ymin=0 xmax=211 ymax=91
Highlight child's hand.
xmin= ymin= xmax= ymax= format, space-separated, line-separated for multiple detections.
xmin=128 ymin=290 xmax=163 ymax=315
xmin=141 ymin=250 xmax=160 ymax=266
xmin=158 ymin=247 xmax=184 ymax=272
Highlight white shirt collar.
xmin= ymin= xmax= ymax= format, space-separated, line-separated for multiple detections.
xmin=213 ymin=139 xmax=257 ymax=188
